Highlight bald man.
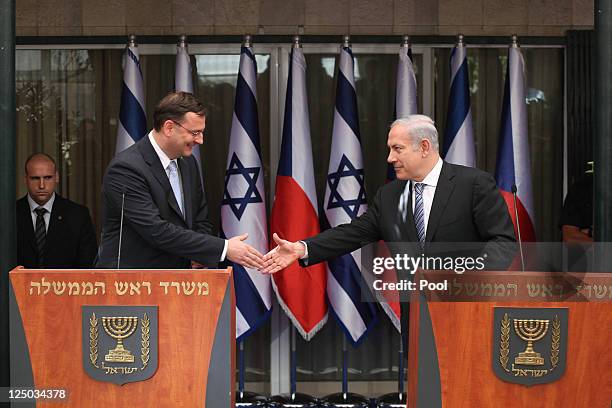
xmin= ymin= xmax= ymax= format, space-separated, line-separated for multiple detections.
xmin=16 ymin=153 xmax=97 ymax=268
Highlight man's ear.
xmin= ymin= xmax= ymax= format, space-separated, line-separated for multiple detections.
xmin=54 ymin=171 xmax=60 ymax=183
xmin=161 ymin=119 xmax=174 ymax=136
xmin=421 ymin=138 xmax=432 ymax=156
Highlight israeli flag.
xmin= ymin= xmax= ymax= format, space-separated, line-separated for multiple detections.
xmin=442 ymin=35 xmax=476 ymax=167
xmin=220 ymin=44 xmax=271 ymax=340
xmin=115 ymin=37 xmax=146 ymax=154
xmin=324 ymin=43 xmax=378 ymax=345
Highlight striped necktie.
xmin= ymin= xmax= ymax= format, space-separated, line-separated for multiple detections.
xmin=34 ymin=207 xmax=47 ymax=266
xmin=413 ymin=182 xmax=426 ymax=246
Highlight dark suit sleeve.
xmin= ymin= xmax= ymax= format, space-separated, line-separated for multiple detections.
xmin=104 ymin=159 xmax=225 ymax=264
xmin=472 ymin=172 xmax=517 ymax=269
xmin=192 ymin=163 xmax=214 ymax=236
xmin=302 ymin=188 xmax=383 ymax=266
xmin=77 ymin=206 xmax=98 ymax=268
xmin=472 ymin=172 xmax=516 ymax=242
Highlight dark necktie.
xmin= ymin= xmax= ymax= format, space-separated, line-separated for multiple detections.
xmin=34 ymin=207 xmax=47 ymax=266
xmin=413 ymin=183 xmax=426 ymax=246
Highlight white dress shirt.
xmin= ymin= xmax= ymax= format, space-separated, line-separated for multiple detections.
xmin=28 ymin=192 xmax=55 ymax=233
xmin=400 ymin=157 xmax=444 ymax=236
xmin=148 ymin=132 xmax=228 ymax=261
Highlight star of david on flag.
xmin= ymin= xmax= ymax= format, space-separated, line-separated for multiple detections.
xmin=326 ymin=154 xmax=367 ymax=219
xmin=222 ymin=153 xmax=263 ymax=220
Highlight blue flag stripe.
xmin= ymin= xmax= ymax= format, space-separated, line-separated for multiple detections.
xmin=234 ymin=74 xmax=262 ymax=157
xmin=119 ymin=85 xmax=147 ymax=143
xmin=335 ymin=71 xmax=361 ymax=141
xmin=278 ymin=49 xmax=294 ymax=177
xmin=234 ymin=264 xmax=271 ymax=339
xmin=443 ymin=58 xmax=471 ymax=155
xmin=495 ymin=59 xmax=515 ymax=191
xmin=327 ymin=255 xmax=379 ymax=345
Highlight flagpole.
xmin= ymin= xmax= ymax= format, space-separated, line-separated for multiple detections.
xmin=342 ymin=335 xmax=348 ymax=398
xmin=290 ymin=325 xmax=297 ymax=398
xmin=238 ymin=339 xmax=244 ymax=397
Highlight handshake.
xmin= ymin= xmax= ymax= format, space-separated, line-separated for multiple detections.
xmin=215 ymin=233 xmax=306 ymax=273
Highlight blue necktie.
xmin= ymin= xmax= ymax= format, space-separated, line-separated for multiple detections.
xmin=413 ymin=182 xmax=425 ymax=245
xmin=167 ymin=161 xmax=184 ymax=217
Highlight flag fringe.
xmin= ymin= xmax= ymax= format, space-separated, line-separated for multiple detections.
xmin=271 ymin=278 xmax=328 ymax=341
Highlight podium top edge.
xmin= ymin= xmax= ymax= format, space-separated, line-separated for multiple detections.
xmin=9 ymin=267 xmax=233 ymax=275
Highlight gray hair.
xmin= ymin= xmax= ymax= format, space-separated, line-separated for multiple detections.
xmin=391 ymin=114 xmax=439 ymax=151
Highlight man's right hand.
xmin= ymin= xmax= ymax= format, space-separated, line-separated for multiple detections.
xmin=226 ymin=233 xmax=264 ymax=269
xmin=260 ymin=233 xmax=306 ymax=274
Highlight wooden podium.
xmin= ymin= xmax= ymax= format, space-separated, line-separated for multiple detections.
xmin=406 ymin=270 xmax=612 ymax=408
xmin=9 ymin=267 xmax=235 ymax=407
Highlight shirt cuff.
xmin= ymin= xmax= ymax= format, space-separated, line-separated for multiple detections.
xmin=299 ymin=240 xmax=309 ymax=262
xmin=220 ymin=239 xmax=228 ymax=262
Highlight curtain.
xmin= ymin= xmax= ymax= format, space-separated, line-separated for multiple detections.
xmin=566 ymin=30 xmax=594 ymax=186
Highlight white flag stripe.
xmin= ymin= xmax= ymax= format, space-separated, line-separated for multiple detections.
xmin=236 ymin=308 xmax=249 ymax=339
xmin=326 ymin=270 xmax=367 ymax=342
xmin=328 ymin=110 xmax=364 ymax=169
xmin=396 ymin=48 xmax=418 ymax=117
xmin=444 ymin=108 xmax=475 ymax=167
xmin=290 ymin=51 xmax=319 ymax=212
xmin=450 ymin=46 xmax=465 ymax=83
xmin=240 ymin=53 xmax=258 ymax=98
xmin=175 ymin=46 xmax=194 ymax=93
xmin=124 ymin=48 xmax=145 ymax=112
xmin=115 ymin=123 xmax=134 ymax=152
xmin=509 ymin=47 xmax=535 ymax=222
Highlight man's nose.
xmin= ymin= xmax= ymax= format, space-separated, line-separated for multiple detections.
xmin=38 ymin=178 xmax=45 ymax=189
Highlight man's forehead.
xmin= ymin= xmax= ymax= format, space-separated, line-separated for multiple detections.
xmin=183 ymin=112 xmax=205 ymax=125
xmin=27 ymin=159 xmax=56 ymax=173
xmin=388 ymin=127 xmax=411 ymax=145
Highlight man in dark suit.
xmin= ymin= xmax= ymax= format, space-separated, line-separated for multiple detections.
xmin=17 ymin=153 xmax=97 ymax=268
xmin=261 ymin=114 xmax=515 ymax=333
xmin=96 ymin=92 xmax=263 ymax=269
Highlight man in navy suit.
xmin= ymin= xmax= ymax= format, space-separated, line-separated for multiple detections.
xmin=261 ymin=114 xmax=516 ymax=335
xmin=16 ymin=153 xmax=97 ymax=269
xmin=96 ymin=92 xmax=263 ymax=269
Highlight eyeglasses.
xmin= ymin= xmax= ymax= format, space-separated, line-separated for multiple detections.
xmin=172 ymin=120 xmax=204 ymax=138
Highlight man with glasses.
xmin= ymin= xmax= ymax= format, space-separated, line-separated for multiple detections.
xmin=96 ymin=92 xmax=263 ymax=269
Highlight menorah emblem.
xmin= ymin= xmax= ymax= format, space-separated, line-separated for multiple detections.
xmin=513 ymin=319 xmax=549 ymax=366
xmin=102 ymin=316 xmax=138 ymax=363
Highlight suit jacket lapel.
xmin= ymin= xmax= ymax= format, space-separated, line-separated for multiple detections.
xmin=17 ymin=197 xmax=37 ymax=252
xmin=426 ymin=162 xmax=456 ymax=242
xmin=138 ymin=137 xmax=185 ymax=221
xmin=178 ymin=157 xmax=193 ymax=228
xmin=46 ymin=195 xmax=64 ymax=249
xmin=394 ymin=180 xmax=419 ymax=242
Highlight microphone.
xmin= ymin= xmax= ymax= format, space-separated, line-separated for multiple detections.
xmin=117 ymin=187 xmax=126 ymax=269
xmin=511 ymin=184 xmax=526 ymax=272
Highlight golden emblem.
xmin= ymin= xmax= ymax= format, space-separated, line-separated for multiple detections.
xmin=102 ymin=316 xmax=139 ymax=363
xmin=513 ymin=319 xmax=549 ymax=365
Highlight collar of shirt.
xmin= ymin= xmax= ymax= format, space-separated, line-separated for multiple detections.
xmin=148 ymin=131 xmax=176 ymax=173
xmin=27 ymin=192 xmax=55 ymax=214
xmin=418 ymin=157 xmax=444 ymax=188
xmin=401 ymin=157 xmax=444 ymax=197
